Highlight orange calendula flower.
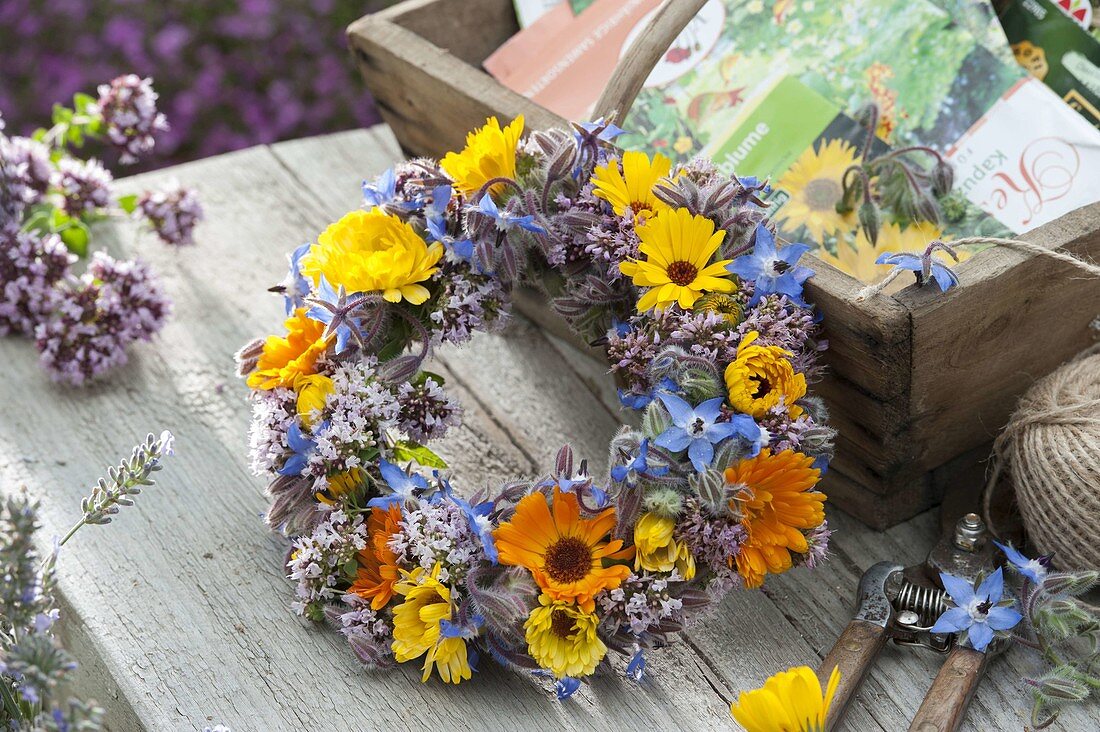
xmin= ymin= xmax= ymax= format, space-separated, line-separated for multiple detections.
xmin=440 ymin=115 xmax=525 ymax=196
xmin=246 ymin=308 xmax=330 ymax=391
xmin=724 ymin=331 xmax=807 ymax=418
xmin=349 ymin=503 xmax=403 ymax=610
xmin=725 ymin=450 xmax=826 ymax=589
xmin=493 ymin=486 xmax=632 ymax=612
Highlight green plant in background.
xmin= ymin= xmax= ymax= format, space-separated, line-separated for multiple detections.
xmin=836 ymin=105 xmax=955 ymax=244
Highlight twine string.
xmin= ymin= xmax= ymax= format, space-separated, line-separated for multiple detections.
xmin=982 ymin=344 xmax=1100 ymax=571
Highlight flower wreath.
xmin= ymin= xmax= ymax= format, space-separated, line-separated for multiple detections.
xmin=237 ymin=116 xmax=835 ymax=696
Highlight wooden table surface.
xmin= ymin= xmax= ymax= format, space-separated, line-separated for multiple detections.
xmin=3 ymin=126 xmax=1095 ymax=731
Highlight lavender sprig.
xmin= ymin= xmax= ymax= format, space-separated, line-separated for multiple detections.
xmin=60 ymin=431 xmax=175 ymax=546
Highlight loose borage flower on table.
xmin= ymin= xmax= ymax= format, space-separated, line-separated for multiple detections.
xmin=238 ymin=115 xmax=834 ymax=695
xmin=0 ymin=77 xmax=201 ymax=385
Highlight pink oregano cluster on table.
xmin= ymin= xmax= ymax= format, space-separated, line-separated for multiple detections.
xmin=0 ymin=75 xmax=202 ymax=385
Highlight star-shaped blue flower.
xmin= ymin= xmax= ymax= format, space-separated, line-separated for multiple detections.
xmin=653 ymin=392 xmax=762 ymax=472
xmin=995 ymin=541 xmax=1052 ymax=584
xmin=425 ymin=184 xmax=452 ymax=241
xmin=306 ymin=277 xmax=360 ymax=354
xmin=278 ymin=242 xmax=312 ymax=315
xmin=930 ymin=568 xmax=1022 ymax=652
xmin=874 ymin=251 xmax=959 ymax=292
xmin=441 ymin=478 xmax=499 ymax=563
xmin=473 ymin=194 xmax=546 ymax=234
xmin=610 ymin=438 xmax=669 ymax=484
xmin=555 ymin=676 xmax=581 ymax=700
xmin=366 ymin=458 xmax=429 ymax=509
xmin=574 ymin=117 xmax=627 ymax=144
xmin=277 ymin=422 xmax=316 ymax=477
xmin=626 ymin=648 xmax=646 ymax=682
xmin=617 ymin=376 xmax=678 ymax=411
xmin=362 ymin=168 xmax=420 ymax=212
xmin=727 ymin=225 xmax=813 ymax=307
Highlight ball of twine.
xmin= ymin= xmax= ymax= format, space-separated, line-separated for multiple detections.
xmin=985 ymin=346 xmax=1100 ymax=571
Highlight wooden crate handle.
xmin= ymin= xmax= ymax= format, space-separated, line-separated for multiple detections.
xmin=593 ymin=0 xmax=709 ymax=121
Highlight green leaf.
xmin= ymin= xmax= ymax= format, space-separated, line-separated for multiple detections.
xmin=117 ymin=194 xmax=139 ymax=214
xmin=73 ymin=92 xmax=96 ymax=114
xmin=392 ymin=441 xmax=448 ymax=469
xmin=60 ymin=221 xmax=89 ymax=256
xmin=51 ymin=103 xmax=73 ymax=126
xmin=413 ymin=370 xmax=446 ymax=387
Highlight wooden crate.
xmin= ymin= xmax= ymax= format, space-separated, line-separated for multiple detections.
xmin=347 ymin=0 xmax=1100 ymax=529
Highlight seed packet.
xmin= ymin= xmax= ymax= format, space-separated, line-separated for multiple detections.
xmin=995 ymin=0 xmax=1100 ymax=126
xmin=486 ymin=0 xmax=1100 ymax=249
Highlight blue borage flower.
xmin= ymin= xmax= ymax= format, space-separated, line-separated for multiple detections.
xmin=277 ymin=242 xmax=312 ymax=315
xmin=306 ymin=276 xmax=360 ymax=354
xmin=610 ymin=438 xmax=669 ymax=485
xmin=728 ymin=225 xmax=813 ymax=307
xmin=367 ymin=458 xmax=429 ymax=509
xmin=874 ymin=250 xmax=959 ymax=292
xmin=931 ymin=568 xmax=1022 ymax=652
xmin=425 ymin=184 xmax=452 ymax=241
xmin=440 ymin=475 xmax=498 ymax=564
xmin=626 ymin=648 xmax=646 ymax=682
xmin=362 ymin=167 xmax=420 ymax=212
xmin=276 ymin=422 xmax=317 ymax=477
xmin=473 ymin=194 xmax=546 ymax=234
xmin=654 ymin=392 xmax=762 ymax=472
xmin=995 ymin=541 xmax=1053 ymax=584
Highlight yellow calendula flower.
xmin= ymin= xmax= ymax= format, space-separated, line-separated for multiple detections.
xmin=619 ymin=207 xmax=735 ymax=313
xmin=299 ymin=209 xmax=444 ymax=305
xmin=591 ymin=150 xmax=672 ymax=222
xmin=694 ymin=292 xmax=743 ymax=325
xmin=724 ymin=331 xmax=807 ymax=419
xmin=774 ymin=139 xmax=859 ymax=241
xmin=634 ymin=512 xmax=696 ymax=579
xmin=440 ymin=115 xmax=524 ymax=196
xmin=524 ymin=594 xmax=607 ymax=679
xmin=294 ymin=373 xmax=334 ymax=428
xmin=727 ymin=449 xmax=825 ymax=589
xmin=391 ymin=565 xmax=472 ymax=684
xmin=731 ymin=665 xmax=840 ymax=732
xmin=246 ymin=308 xmax=330 ymax=391
xmin=316 ymin=468 xmax=363 ymax=505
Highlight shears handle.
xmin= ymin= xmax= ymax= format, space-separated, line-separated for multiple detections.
xmin=818 ymin=618 xmax=889 ymax=731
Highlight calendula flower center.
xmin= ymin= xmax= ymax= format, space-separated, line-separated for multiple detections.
xmin=543 ymin=536 xmax=592 ymax=583
xmin=751 ymin=375 xmax=772 ymax=398
xmin=550 ymin=608 xmax=576 ymax=639
xmin=804 ymin=178 xmax=842 ymax=211
xmin=666 ymin=260 xmax=699 ymax=286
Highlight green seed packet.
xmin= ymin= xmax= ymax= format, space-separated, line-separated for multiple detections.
xmin=995 ymin=0 xmax=1100 ymax=126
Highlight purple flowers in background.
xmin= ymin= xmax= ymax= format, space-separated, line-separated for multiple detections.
xmin=0 ymin=0 xmax=385 ymax=167
xmin=93 ymin=75 xmax=169 ymax=165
